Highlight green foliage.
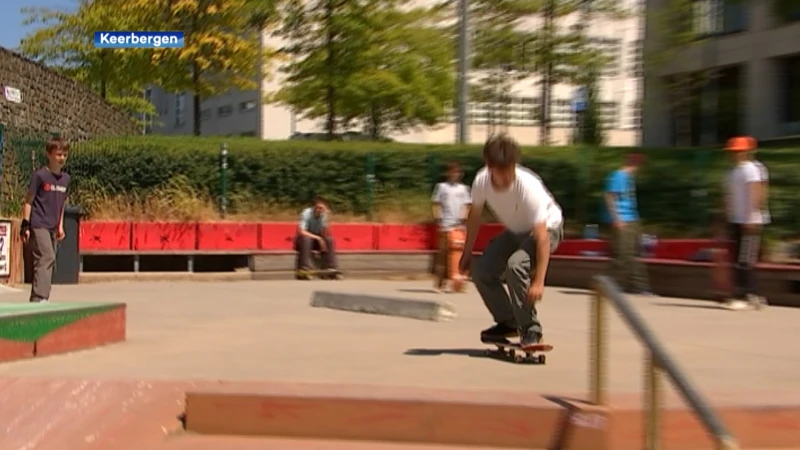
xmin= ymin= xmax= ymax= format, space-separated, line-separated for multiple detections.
xmin=271 ymin=0 xmax=454 ymax=139
xmin=18 ymin=0 xmax=281 ymax=136
xmin=19 ymin=0 xmax=152 ymax=117
xmin=9 ymin=135 xmax=795 ymax=237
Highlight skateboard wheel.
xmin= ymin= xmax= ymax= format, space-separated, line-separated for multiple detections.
xmin=538 ymin=355 xmax=546 ymax=364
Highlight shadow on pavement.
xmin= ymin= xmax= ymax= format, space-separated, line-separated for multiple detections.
xmin=396 ymin=288 xmax=440 ymax=294
xmin=652 ymin=301 xmax=725 ymax=310
xmin=557 ymin=289 xmax=591 ymax=296
xmin=404 ymin=348 xmax=543 ymax=365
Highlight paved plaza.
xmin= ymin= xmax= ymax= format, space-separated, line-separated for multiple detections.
xmin=0 ymin=280 xmax=798 ymax=401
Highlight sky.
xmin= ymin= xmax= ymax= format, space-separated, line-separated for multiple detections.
xmin=0 ymin=0 xmax=74 ymax=50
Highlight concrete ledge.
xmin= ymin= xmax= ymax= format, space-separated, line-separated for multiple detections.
xmin=79 ymin=272 xmax=253 ymax=284
xmin=310 ymin=291 xmax=456 ymax=322
xmin=249 ymin=251 xmax=432 ymax=273
xmin=183 ymin=382 xmax=800 ymax=450
xmin=183 ymin=382 xmax=599 ymax=450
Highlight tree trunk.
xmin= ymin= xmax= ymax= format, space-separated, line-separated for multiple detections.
xmin=324 ymin=0 xmax=337 ymax=139
xmin=369 ymin=103 xmax=380 ymax=140
xmin=674 ymin=75 xmax=693 ymax=147
xmin=192 ymin=62 xmax=202 ymax=136
xmin=539 ymin=0 xmax=555 ymax=146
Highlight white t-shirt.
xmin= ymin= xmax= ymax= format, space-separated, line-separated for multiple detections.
xmin=431 ymin=182 xmax=472 ymax=230
xmin=753 ymin=160 xmax=770 ymax=224
xmin=471 ymin=165 xmax=563 ymax=233
xmin=725 ymin=161 xmax=762 ymax=224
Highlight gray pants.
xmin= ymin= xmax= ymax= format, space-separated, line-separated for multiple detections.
xmin=30 ymin=228 xmax=56 ymax=302
xmin=294 ymin=234 xmax=338 ymax=270
xmin=472 ymin=227 xmax=563 ymax=334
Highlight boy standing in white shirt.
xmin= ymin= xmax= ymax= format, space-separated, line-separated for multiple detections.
xmin=459 ymin=134 xmax=563 ymax=349
xmin=431 ymin=161 xmax=472 ymax=292
xmin=723 ymin=136 xmax=767 ymax=311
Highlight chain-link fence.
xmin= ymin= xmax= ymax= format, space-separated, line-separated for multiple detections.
xmin=1 ymin=125 xmax=797 ymax=240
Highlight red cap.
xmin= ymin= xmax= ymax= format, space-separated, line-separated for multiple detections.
xmin=724 ymin=136 xmax=757 ymax=152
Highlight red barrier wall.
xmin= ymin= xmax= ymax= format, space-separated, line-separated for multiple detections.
xmin=197 ymin=223 xmax=259 ymax=251
xmin=330 ymin=224 xmax=378 ymax=250
xmin=375 ymin=224 xmax=435 ymax=251
xmin=79 ymin=222 xmax=131 ymax=251
xmin=132 ymin=222 xmax=197 ymax=251
xmin=258 ymin=222 xmax=296 ymax=250
xmin=79 ymin=221 xmax=717 ymax=259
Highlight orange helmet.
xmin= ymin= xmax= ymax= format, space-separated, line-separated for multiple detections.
xmin=724 ymin=136 xmax=757 ymax=152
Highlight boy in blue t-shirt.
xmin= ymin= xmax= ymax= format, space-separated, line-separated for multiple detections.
xmin=603 ymin=152 xmax=653 ymax=295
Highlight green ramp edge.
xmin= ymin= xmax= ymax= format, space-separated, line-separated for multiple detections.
xmin=0 ymin=304 xmax=119 ymax=342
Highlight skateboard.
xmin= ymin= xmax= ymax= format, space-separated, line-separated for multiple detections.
xmin=295 ymin=268 xmax=342 ymax=280
xmin=485 ymin=341 xmax=554 ymax=364
xmin=447 ymin=228 xmax=467 ymax=293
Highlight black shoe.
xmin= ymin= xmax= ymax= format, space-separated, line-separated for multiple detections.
xmin=480 ymin=323 xmax=517 ymax=344
xmin=520 ymin=329 xmax=542 ymax=348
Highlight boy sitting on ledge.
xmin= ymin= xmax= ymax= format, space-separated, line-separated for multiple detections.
xmin=294 ymin=196 xmax=340 ymax=279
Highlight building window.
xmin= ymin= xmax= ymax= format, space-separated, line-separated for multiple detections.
xmin=217 ymin=105 xmax=233 ymax=117
xmin=599 ymin=102 xmax=619 ymax=128
xmin=175 ymin=92 xmax=186 ymax=126
xmin=141 ymin=88 xmax=153 ymax=134
xmin=551 ymin=99 xmax=574 ymax=128
xmin=628 ymin=39 xmax=643 ymax=78
xmin=589 ymin=37 xmax=622 ymax=78
xmin=239 ymin=100 xmax=258 ymax=112
xmin=200 ymin=109 xmax=212 ymax=121
xmin=692 ymin=0 xmax=746 ymax=36
xmin=782 ymin=55 xmax=800 ymax=130
xmin=629 ymin=101 xmax=642 ymax=129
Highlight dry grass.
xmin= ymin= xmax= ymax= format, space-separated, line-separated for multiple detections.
xmin=73 ymin=175 xmax=433 ymax=223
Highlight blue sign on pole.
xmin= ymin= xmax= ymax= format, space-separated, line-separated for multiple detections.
xmin=572 ymin=86 xmax=587 ymax=113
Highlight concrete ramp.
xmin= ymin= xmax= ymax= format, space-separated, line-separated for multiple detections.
xmin=310 ymin=290 xmax=457 ymax=321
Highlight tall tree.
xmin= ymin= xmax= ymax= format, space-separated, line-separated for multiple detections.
xmin=470 ymin=0 xmax=625 ymax=145
xmin=19 ymin=0 xmax=155 ymax=120
xmin=122 ymin=0 xmax=279 ymax=135
xmin=337 ymin=4 xmax=455 ymax=139
xmin=272 ymin=0 xmax=453 ymax=139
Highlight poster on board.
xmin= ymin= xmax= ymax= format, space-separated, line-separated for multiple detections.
xmin=0 ymin=220 xmax=10 ymax=277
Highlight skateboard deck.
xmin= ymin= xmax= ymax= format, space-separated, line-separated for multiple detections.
xmin=447 ymin=228 xmax=466 ymax=293
xmin=485 ymin=341 xmax=553 ymax=364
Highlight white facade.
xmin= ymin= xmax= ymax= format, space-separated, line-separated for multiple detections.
xmin=149 ymin=0 xmax=644 ymax=146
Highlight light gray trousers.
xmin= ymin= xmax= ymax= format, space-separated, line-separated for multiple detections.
xmin=472 ymin=227 xmax=563 ymax=335
xmin=30 ymin=228 xmax=56 ymax=301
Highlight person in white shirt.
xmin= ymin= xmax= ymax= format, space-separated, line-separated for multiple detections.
xmin=459 ymin=134 xmax=563 ymax=349
xmin=722 ymin=136 xmax=767 ymax=311
xmin=431 ymin=161 xmax=472 ymax=292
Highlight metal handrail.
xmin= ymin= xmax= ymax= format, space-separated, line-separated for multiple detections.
xmin=589 ymin=275 xmax=739 ymax=450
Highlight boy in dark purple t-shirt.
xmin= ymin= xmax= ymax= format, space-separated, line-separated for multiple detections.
xmin=21 ymin=137 xmax=71 ymax=303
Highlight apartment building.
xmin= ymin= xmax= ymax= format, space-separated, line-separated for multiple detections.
xmin=148 ymin=0 xmax=645 ymax=146
xmin=642 ymin=0 xmax=800 ymax=147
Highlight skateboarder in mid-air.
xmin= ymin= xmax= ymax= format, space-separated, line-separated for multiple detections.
xmin=459 ymin=134 xmax=564 ymax=350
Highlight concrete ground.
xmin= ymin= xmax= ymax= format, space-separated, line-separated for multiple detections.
xmin=0 ymin=280 xmax=798 ymax=401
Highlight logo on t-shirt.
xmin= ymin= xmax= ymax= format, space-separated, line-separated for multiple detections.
xmin=43 ymin=183 xmax=67 ymax=193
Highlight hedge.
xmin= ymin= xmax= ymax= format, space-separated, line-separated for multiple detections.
xmin=7 ymin=135 xmax=800 ymax=237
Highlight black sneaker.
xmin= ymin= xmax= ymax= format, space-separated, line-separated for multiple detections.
xmin=480 ymin=323 xmax=517 ymax=344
